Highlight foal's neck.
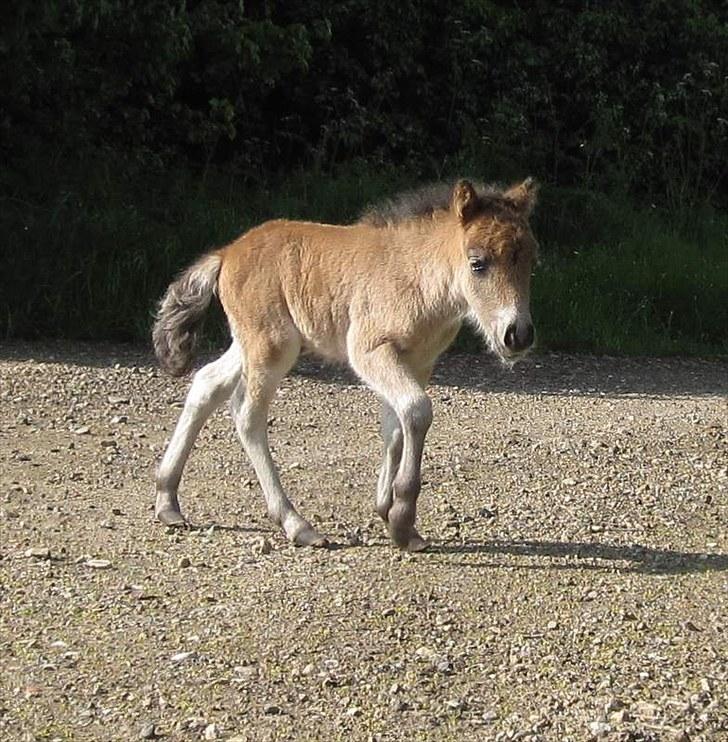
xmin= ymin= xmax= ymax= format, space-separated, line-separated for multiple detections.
xmin=411 ymin=215 xmax=468 ymax=322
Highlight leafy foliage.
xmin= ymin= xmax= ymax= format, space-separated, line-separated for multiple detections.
xmin=2 ymin=1 xmax=726 ymax=204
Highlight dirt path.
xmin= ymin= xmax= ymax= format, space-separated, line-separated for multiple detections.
xmin=1 ymin=343 xmax=726 ymax=741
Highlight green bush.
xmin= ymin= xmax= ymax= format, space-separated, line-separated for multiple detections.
xmin=2 ymin=162 xmax=725 ymax=356
xmin=2 ymin=1 xmax=726 ymax=206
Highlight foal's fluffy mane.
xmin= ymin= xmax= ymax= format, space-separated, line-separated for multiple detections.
xmin=358 ymin=180 xmax=510 ymax=227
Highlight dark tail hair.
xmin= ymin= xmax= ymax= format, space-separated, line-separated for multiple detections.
xmin=152 ymin=251 xmax=223 ymax=376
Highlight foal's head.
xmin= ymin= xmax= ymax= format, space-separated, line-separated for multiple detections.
xmin=452 ymin=178 xmax=539 ymax=362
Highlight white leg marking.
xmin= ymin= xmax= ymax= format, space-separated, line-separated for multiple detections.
xmin=229 ymin=364 xmax=327 ymax=547
xmin=155 ymin=342 xmax=242 ymax=524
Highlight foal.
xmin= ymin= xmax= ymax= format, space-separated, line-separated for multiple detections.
xmin=153 ymin=178 xmax=538 ymax=551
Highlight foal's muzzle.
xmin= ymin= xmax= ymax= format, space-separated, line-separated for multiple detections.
xmin=504 ymin=322 xmax=535 ymax=354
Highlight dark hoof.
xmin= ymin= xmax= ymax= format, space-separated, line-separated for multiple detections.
xmin=156 ymin=508 xmax=187 ymax=527
xmin=292 ymin=525 xmax=330 ymax=548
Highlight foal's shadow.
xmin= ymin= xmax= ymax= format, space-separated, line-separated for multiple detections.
xmin=428 ymin=539 xmax=728 ymax=575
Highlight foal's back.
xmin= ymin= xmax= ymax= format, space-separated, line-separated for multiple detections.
xmin=216 ymin=216 xmax=458 ymax=364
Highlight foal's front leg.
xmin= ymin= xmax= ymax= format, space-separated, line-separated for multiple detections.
xmin=375 ymin=402 xmax=402 ymax=522
xmin=352 ymin=344 xmax=432 ymax=551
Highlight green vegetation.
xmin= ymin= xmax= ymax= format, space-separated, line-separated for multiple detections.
xmin=1 ymin=1 xmax=726 ymax=355
xmin=3 ymin=163 xmax=725 ymax=356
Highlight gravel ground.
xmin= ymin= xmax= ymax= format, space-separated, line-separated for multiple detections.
xmin=1 ymin=342 xmax=726 ymax=742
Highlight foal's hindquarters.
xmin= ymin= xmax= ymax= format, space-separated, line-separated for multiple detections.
xmin=155 ymin=337 xmax=330 ymax=547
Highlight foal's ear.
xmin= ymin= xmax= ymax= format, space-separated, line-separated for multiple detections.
xmin=452 ymin=180 xmax=480 ymax=224
xmin=504 ymin=177 xmax=539 ymax=217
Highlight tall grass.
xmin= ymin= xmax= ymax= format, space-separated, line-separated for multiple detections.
xmin=2 ymin=161 xmax=726 ymax=356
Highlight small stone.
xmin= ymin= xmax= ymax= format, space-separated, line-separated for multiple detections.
xmin=609 ymin=709 xmax=630 ymax=724
xmin=170 ymin=651 xmax=195 ymax=663
xmin=139 ymin=722 xmax=156 ymax=739
xmin=251 ymin=537 xmax=272 ymax=556
xmin=301 ymin=663 xmax=315 ymax=676
xmin=634 ymin=701 xmax=660 ymax=719
xmin=73 ymin=426 xmax=90 ymax=435
xmin=346 ymin=529 xmax=362 ymax=546
xmin=203 ymin=723 xmax=218 ymax=740
xmin=263 ymin=704 xmax=281 ymax=715
xmin=382 ymin=608 xmax=395 ymax=617
xmin=85 ymin=558 xmax=112 ymax=569
xmin=605 ymin=698 xmax=624 ymax=713
xmin=547 ymin=620 xmax=558 ymax=630
xmin=25 ymin=547 xmax=51 ymax=560
xmin=590 ymin=524 xmax=604 ymax=533
xmin=588 ymin=721 xmax=612 ymax=737
xmin=178 ymin=557 xmax=191 ymax=569
xmin=700 ymin=677 xmax=713 ymax=693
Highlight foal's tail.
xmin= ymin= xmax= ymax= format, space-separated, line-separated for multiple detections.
xmin=152 ymin=251 xmax=223 ymax=377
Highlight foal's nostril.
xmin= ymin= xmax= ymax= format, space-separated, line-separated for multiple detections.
xmin=504 ymin=322 xmax=534 ymax=353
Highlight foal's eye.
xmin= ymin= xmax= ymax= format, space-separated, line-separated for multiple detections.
xmin=469 ymin=256 xmax=488 ymax=274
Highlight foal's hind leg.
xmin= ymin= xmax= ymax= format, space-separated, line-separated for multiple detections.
xmin=155 ymin=342 xmax=242 ymax=525
xmin=229 ymin=345 xmax=328 ymax=547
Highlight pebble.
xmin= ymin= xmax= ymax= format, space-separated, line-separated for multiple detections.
xmin=251 ymin=537 xmax=272 ymax=556
xmin=203 ymin=723 xmax=218 ymax=740
xmin=263 ymin=704 xmax=281 ymax=715
xmin=609 ymin=709 xmax=630 ymax=724
xmin=139 ymin=722 xmax=156 ymax=739
xmin=633 ymin=701 xmax=660 ymax=719
xmin=178 ymin=556 xmax=191 ymax=569
xmin=170 ymin=651 xmax=195 ymax=663
xmin=587 ymin=721 xmax=612 ymax=737
xmin=85 ymin=558 xmax=112 ymax=569
xmin=25 ymin=547 xmax=51 ymax=559
xmin=73 ymin=426 xmax=90 ymax=435
xmin=346 ymin=529 xmax=362 ymax=546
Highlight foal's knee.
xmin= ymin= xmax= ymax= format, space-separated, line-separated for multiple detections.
xmin=400 ymin=395 xmax=432 ymax=435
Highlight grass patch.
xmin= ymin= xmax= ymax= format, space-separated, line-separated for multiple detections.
xmin=2 ymin=160 xmax=725 ymax=356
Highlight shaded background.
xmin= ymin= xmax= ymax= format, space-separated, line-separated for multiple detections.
xmin=2 ymin=1 xmax=726 ymax=354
